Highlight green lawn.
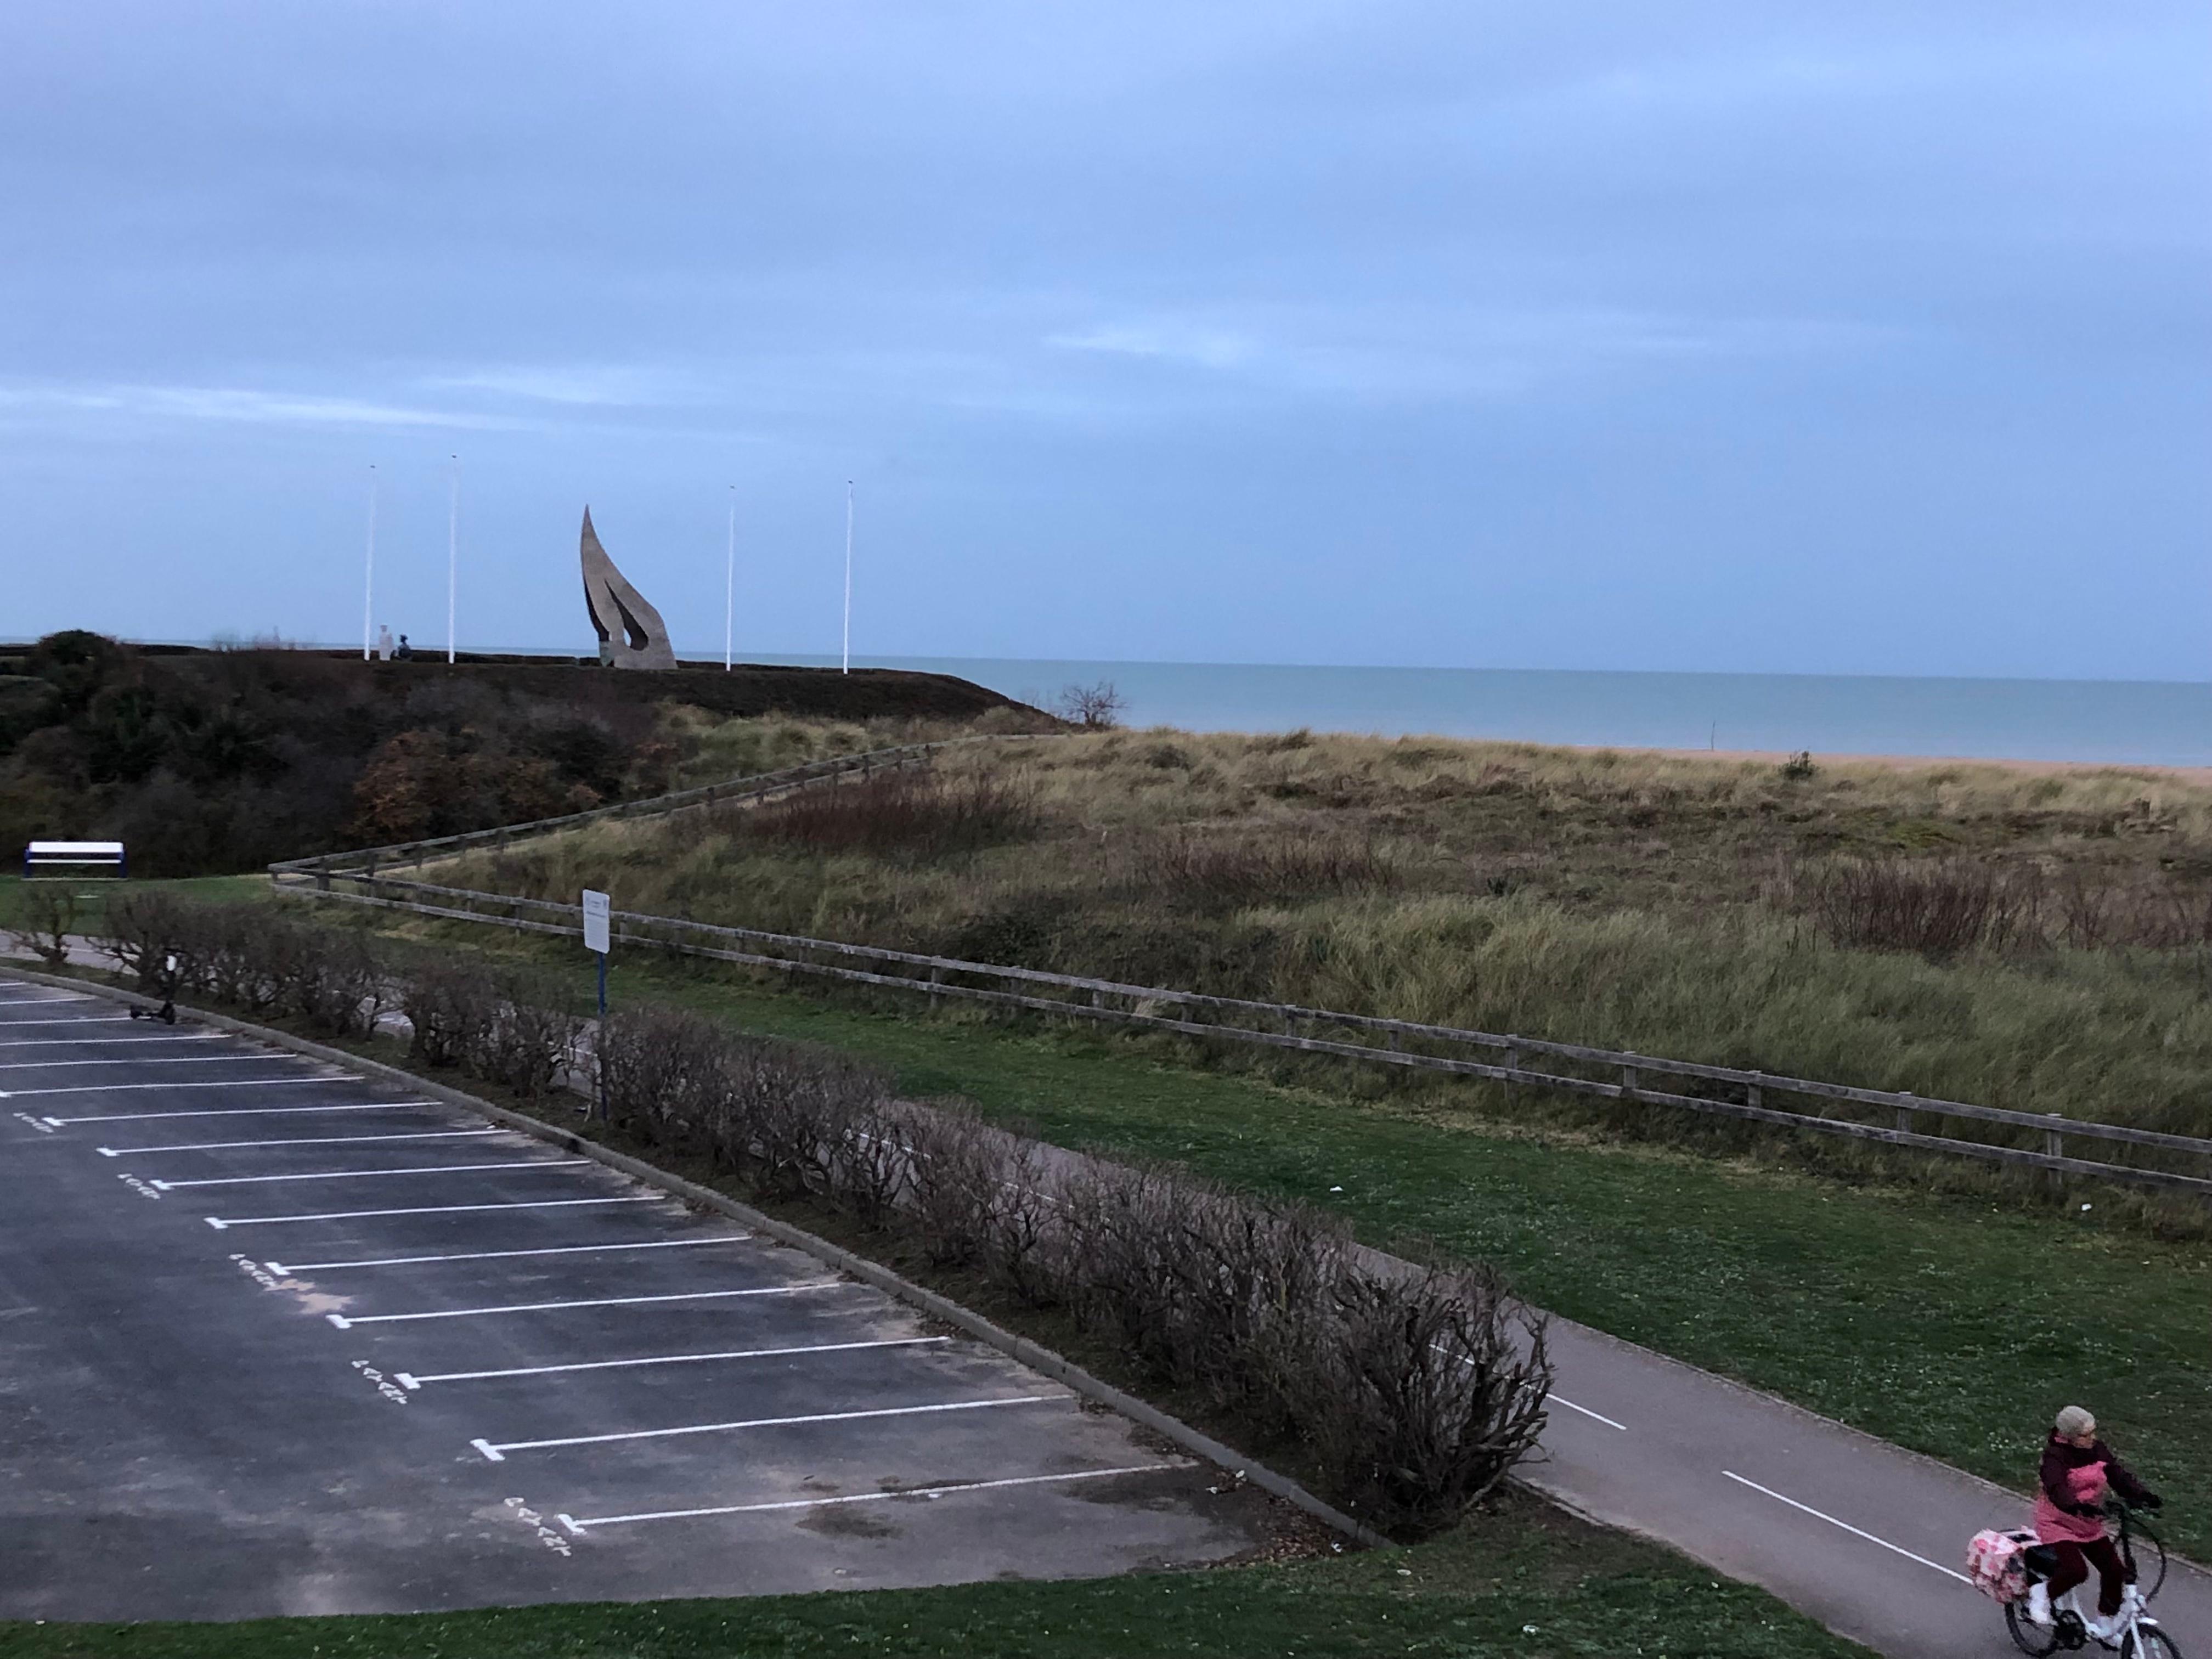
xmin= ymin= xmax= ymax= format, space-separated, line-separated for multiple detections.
xmin=538 ymin=951 xmax=2211 ymax=1565
xmin=19 ymin=895 xmax=2210 ymax=1558
xmin=0 ymin=1491 xmax=1868 ymax=1658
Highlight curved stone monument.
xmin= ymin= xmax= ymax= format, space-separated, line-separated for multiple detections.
xmin=579 ymin=506 xmax=677 ymax=669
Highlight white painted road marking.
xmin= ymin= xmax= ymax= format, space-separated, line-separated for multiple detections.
xmin=151 ymin=1158 xmax=589 ymax=1190
xmin=99 ymin=1129 xmax=504 ymax=1156
xmin=0 ymin=1017 xmax=132 ymax=1026
xmin=557 ymin=1462 xmax=1184 ymax=1531
xmin=1548 ymin=1392 xmax=1630 ymax=1432
xmin=45 ymin=1102 xmax=432 ymax=1125
xmin=0 ymin=1054 xmax=307 ymax=1073
xmin=206 ymin=1195 xmax=662 ymax=1228
xmin=395 ymin=1335 xmax=947 ymax=1389
xmin=0 ymin=1034 xmax=221 ymax=1048
xmin=0 ymin=995 xmax=93 ymax=1006
xmin=328 ymin=1280 xmax=846 ymax=1329
xmin=267 ymin=1236 xmax=752 ymax=1273
xmin=1721 ymin=1471 xmax=1973 ymax=1584
xmin=1437 ymin=1340 xmax=1630 ymax=1434
xmin=1 ymin=1077 xmax=348 ymax=1099
xmin=473 ymin=1393 xmax=1066 ymax=1461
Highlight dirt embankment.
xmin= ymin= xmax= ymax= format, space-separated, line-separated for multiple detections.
xmin=366 ymin=657 xmax=1037 ymax=723
xmin=0 ymin=634 xmax=1051 ymax=877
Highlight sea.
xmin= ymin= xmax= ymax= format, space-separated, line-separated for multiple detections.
xmin=24 ymin=636 xmax=2208 ymax=766
xmin=746 ymin=655 xmax=2212 ymax=769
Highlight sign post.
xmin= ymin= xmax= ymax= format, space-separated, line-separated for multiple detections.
xmin=582 ymin=889 xmax=611 ymax=1119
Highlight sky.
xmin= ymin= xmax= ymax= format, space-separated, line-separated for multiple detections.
xmin=3 ymin=2 xmax=2207 ymax=681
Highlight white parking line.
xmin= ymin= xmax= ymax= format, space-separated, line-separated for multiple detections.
xmin=558 ymin=1462 xmax=1183 ymax=1531
xmin=100 ymin=1129 xmax=503 ymax=1156
xmin=0 ymin=1054 xmax=303 ymax=1073
xmin=0 ymin=1034 xmax=221 ymax=1048
xmin=1549 ymin=1393 xmax=1630 ymax=1432
xmin=0 ymin=995 xmax=93 ymax=1006
xmin=0 ymin=1017 xmax=134 ymax=1027
xmin=1 ymin=1077 xmax=347 ymax=1099
xmin=151 ymin=1158 xmax=589 ymax=1190
xmin=1721 ymin=1471 xmax=1972 ymax=1584
xmin=45 ymin=1102 xmax=432 ymax=1125
xmin=473 ymin=1394 xmax=1065 ymax=1461
xmin=206 ymin=1195 xmax=662 ymax=1228
xmin=328 ymin=1280 xmax=846 ymax=1329
xmin=266 ymin=1236 xmax=751 ymax=1273
xmin=396 ymin=1335 xmax=946 ymax=1389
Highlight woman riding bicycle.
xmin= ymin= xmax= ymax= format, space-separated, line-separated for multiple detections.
xmin=2028 ymin=1405 xmax=2163 ymax=1637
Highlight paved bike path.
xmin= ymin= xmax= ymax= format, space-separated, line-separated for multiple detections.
xmin=1530 ymin=1317 xmax=2208 ymax=1656
xmin=7 ymin=954 xmax=2203 ymax=1654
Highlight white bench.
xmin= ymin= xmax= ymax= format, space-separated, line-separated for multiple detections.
xmin=22 ymin=840 xmax=126 ymax=880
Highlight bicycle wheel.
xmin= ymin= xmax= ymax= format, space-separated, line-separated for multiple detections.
xmin=2006 ymin=1602 xmax=2062 ymax=1657
xmin=2123 ymin=1624 xmax=2181 ymax=1659
xmin=2130 ymin=1516 xmax=2170 ymax=1602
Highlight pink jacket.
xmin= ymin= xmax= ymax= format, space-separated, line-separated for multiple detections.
xmin=2033 ymin=1457 xmax=2109 ymax=1545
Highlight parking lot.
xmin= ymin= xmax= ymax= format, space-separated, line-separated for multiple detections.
xmin=0 ymin=977 xmax=1283 ymax=1622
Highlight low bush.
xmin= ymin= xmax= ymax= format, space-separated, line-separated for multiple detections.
xmin=1795 ymin=855 xmax=2212 ymax=959
xmin=1148 ymin=826 xmax=1395 ymax=912
xmin=593 ymin=1004 xmax=1549 ymax=1533
xmin=92 ymin=894 xmax=579 ymax=1079
xmin=1797 ymin=856 xmax=2020 ymax=960
xmin=68 ymin=898 xmax=1552 ymax=1536
xmin=3 ymin=882 xmax=82 ymax=968
xmin=723 ymin=765 xmax=1043 ymax=859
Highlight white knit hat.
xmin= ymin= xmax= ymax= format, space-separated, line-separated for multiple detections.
xmin=2055 ymin=1405 xmax=2096 ymax=1437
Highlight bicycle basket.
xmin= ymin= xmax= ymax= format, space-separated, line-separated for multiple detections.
xmin=1967 ymin=1528 xmax=2038 ymax=1602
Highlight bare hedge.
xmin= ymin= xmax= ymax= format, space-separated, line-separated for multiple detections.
xmin=75 ymin=896 xmax=1551 ymax=1536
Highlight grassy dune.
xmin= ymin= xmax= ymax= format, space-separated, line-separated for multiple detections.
xmin=445 ymin=727 xmax=2212 ymax=1165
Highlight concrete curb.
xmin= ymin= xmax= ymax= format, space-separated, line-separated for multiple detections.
xmin=0 ymin=962 xmax=1391 ymax=1553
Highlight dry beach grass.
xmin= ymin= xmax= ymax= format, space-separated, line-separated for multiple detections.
xmin=436 ymin=722 xmax=2212 ymax=1194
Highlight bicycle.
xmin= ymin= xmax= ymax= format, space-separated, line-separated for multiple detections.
xmin=2006 ymin=1503 xmax=2179 ymax=1657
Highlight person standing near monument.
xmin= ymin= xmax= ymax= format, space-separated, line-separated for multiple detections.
xmin=376 ymin=624 xmax=395 ymax=661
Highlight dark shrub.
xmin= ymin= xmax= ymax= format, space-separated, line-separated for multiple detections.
xmin=1149 ymin=826 xmax=1395 ymax=912
xmin=1304 ymin=1262 xmax=1551 ymax=1534
xmin=402 ymin=960 xmax=501 ymax=1070
xmin=89 ymin=899 xmax=1553 ymax=1537
xmin=726 ymin=765 xmax=1042 ymax=860
xmin=1800 ymin=856 xmax=2017 ymax=960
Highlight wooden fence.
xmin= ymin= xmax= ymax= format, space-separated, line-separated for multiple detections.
xmin=268 ymin=870 xmax=2212 ymax=1202
xmin=268 ymin=732 xmax=1048 ymax=885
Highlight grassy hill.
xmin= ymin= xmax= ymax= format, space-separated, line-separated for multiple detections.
xmin=441 ymin=727 xmax=2212 ymax=1189
xmin=0 ymin=633 xmax=1043 ymax=877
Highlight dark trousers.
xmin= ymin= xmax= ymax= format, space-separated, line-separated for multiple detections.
xmin=2048 ymin=1537 xmax=2130 ymax=1617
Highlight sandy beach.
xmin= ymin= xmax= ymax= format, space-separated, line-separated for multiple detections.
xmin=1614 ymin=746 xmax=2212 ymax=786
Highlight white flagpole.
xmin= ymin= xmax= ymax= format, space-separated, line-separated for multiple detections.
xmin=447 ymin=455 xmax=460 ymax=664
xmin=724 ymin=486 xmax=736 ymax=672
xmin=362 ymin=465 xmax=378 ymax=661
xmin=842 ymin=479 xmax=854 ymax=675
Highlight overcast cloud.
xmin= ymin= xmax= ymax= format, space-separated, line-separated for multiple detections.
xmin=3 ymin=2 xmax=2206 ymax=678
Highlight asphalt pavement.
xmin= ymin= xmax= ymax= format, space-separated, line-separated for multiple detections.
xmin=2 ymin=964 xmax=2204 ymax=1655
xmin=1521 ymin=1292 xmax=2209 ymax=1655
xmin=0 ymin=979 xmax=1283 ymax=1621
